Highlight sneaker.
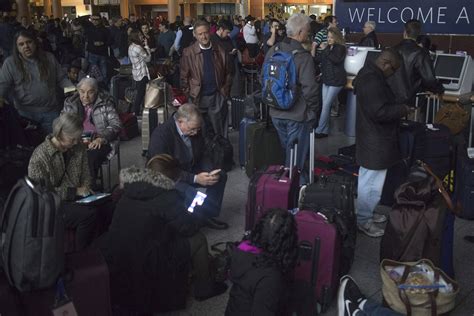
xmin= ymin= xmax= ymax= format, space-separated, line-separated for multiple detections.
xmin=372 ymin=213 xmax=387 ymax=223
xmin=315 ymin=133 xmax=329 ymax=139
xmin=357 ymin=220 xmax=385 ymax=238
xmin=338 ymin=275 xmax=366 ymax=316
xmin=331 ymin=110 xmax=340 ymax=117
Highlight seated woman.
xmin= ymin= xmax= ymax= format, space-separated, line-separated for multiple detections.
xmin=63 ymin=77 xmax=121 ymax=189
xmin=103 ymin=154 xmax=227 ymax=314
xmin=28 ymin=113 xmax=97 ymax=250
xmin=225 ymin=208 xmax=298 ymax=315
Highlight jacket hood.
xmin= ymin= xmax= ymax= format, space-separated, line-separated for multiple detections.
xmin=120 ymin=167 xmax=175 ymax=190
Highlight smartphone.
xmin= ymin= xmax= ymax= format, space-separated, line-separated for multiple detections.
xmin=187 ymin=191 xmax=207 ymax=213
xmin=209 ymin=169 xmax=222 ymax=176
xmin=76 ymin=193 xmax=111 ymax=204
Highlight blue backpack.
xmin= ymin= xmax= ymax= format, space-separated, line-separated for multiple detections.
xmin=261 ymin=46 xmax=303 ymax=110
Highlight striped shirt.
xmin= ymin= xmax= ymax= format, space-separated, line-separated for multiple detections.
xmin=314 ymin=28 xmax=328 ymax=47
xmin=128 ymin=43 xmax=151 ymax=81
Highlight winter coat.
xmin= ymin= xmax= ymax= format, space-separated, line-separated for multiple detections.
xmin=267 ymin=37 xmax=320 ymax=123
xmin=180 ymin=40 xmax=232 ymax=105
xmin=63 ymin=90 xmax=121 ymax=143
xmin=354 ymin=62 xmax=408 ymax=170
xmin=147 ymin=113 xmax=209 ymax=184
xmin=225 ymin=242 xmax=284 ymax=316
xmin=102 ymin=167 xmax=200 ymax=313
xmin=319 ymin=43 xmax=347 ymax=87
xmin=358 ymin=31 xmax=379 ymax=48
xmin=389 ymin=39 xmax=444 ymax=105
xmin=28 ymin=135 xmax=91 ymax=200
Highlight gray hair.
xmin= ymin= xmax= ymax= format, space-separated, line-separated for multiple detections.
xmin=77 ymin=77 xmax=99 ymax=91
xmin=175 ymin=103 xmax=202 ymax=122
xmin=52 ymin=113 xmax=83 ymax=140
xmin=286 ymin=13 xmax=311 ymax=38
xmin=365 ymin=21 xmax=376 ymax=31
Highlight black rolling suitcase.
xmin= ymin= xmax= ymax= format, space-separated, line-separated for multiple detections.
xmin=110 ymin=74 xmax=133 ymax=103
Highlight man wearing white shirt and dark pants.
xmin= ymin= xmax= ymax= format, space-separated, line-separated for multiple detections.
xmin=243 ymin=16 xmax=259 ymax=58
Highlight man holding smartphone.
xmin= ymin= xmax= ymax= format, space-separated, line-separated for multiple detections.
xmin=148 ymin=103 xmax=228 ymax=230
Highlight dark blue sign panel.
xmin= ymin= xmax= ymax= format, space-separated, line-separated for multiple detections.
xmin=335 ymin=0 xmax=473 ymax=35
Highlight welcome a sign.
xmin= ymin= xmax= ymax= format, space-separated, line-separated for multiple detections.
xmin=334 ymin=0 xmax=473 ymax=35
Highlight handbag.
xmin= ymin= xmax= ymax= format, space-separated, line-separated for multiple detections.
xmin=381 ymin=259 xmax=459 ymax=316
xmin=434 ymin=102 xmax=469 ymax=135
xmin=209 ymin=241 xmax=237 ymax=282
xmin=144 ymin=78 xmax=168 ymax=109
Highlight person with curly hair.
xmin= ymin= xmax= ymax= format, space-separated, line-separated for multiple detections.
xmin=225 ymin=208 xmax=298 ymax=315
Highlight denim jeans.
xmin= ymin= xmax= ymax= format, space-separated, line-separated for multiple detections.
xmin=356 ymin=166 xmax=387 ymax=224
xmin=87 ymin=52 xmax=108 ymax=82
xmin=315 ymin=84 xmax=344 ymax=134
xmin=362 ymin=299 xmax=404 ymax=316
xmin=175 ymin=172 xmax=227 ymax=218
xmin=272 ymin=117 xmax=310 ymax=183
xmin=17 ymin=110 xmax=59 ymax=135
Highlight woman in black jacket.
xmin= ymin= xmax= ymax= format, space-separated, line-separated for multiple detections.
xmin=103 ymin=155 xmax=227 ymax=314
xmin=225 ymin=209 xmax=298 ymax=316
xmin=312 ymin=27 xmax=347 ymax=138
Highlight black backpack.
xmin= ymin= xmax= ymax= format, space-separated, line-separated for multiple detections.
xmin=0 ymin=177 xmax=64 ymax=292
xmin=205 ymin=135 xmax=234 ymax=172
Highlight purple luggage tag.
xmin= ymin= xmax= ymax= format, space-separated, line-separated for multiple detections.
xmin=52 ymin=278 xmax=78 ymax=316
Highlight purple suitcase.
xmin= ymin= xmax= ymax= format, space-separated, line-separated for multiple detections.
xmin=294 ymin=210 xmax=341 ymax=312
xmin=245 ymin=144 xmax=300 ymax=230
xmin=290 ymin=129 xmax=348 ymax=313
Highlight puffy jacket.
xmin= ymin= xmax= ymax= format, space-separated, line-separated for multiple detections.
xmin=180 ymin=41 xmax=232 ymax=105
xmin=389 ymin=39 xmax=444 ymax=105
xmin=63 ymin=91 xmax=121 ymax=143
xmin=319 ymin=43 xmax=347 ymax=87
xmin=354 ymin=62 xmax=408 ymax=170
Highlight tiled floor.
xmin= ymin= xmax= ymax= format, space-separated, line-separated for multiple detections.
xmin=111 ymin=114 xmax=474 ymax=316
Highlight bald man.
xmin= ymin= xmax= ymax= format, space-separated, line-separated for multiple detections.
xmin=353 ymin=49 xmax=412 ymax=238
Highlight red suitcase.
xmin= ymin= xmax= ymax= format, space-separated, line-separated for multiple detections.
xmin=0 ymin=248 xmax=112 ymax=316
xmin=245 ymin=143 xmax=300 ymax=230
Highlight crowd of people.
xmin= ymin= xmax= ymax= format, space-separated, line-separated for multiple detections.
xmin=0 ymin=6 xmax=469 ymax=316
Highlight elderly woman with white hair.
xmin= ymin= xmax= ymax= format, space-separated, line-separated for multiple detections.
xmin=62 ymin=77 xmax=121 ymax=188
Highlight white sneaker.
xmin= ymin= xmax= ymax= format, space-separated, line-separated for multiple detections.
xmin=372 ymin=213 xmax=387 ymax=223
xmin=357 ymin=220 xmax=384 ymax=238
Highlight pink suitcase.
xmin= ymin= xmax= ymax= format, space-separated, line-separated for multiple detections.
xmin=293 ymin=210 xmax=342 ymax=313
xmin=245 ymin=143 xmax=300 ymax=230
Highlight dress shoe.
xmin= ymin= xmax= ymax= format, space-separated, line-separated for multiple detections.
xmin=205 ymin=218 xmax=229 ymax=230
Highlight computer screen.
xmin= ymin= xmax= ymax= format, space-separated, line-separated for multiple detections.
xmin=435 ymin=55 xmax=466 ymax=80
xmin=364 ymin=50 xmax=381 ymax=66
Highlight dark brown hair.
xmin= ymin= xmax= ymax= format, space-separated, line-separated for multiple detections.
xmin=12 ymin=30 xmax=51 ymax=87
xmin=146 ymin=154 xmax=181 ymax=181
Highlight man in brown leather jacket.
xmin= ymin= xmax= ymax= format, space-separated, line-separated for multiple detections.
xmin=180 ymin=19 xmax=232 ymax=137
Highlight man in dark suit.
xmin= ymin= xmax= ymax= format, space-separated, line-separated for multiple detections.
xmin=147 ymin=103 xmax=228 ymax=230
